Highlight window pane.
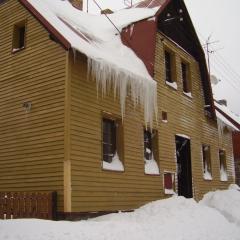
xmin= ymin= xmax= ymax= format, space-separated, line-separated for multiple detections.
xmin=202 ymin=145 xmax=212 ymax=179
xmin=13 ymin=21 xmax=26 ymax=51
xmin=219 ymin=150 xmax=227 ymax=181
xmin=102 ymin=118 xmax=116 ymax=163
xmin=144 ymin=130 xmax=152 ymax=160
xmin=19 ymin=26 xmax=25 ymax=48
xmin=181 ymin=62 xmax=188 ymax=92
xmin=165 ymin=51 xmax=172 ymax=83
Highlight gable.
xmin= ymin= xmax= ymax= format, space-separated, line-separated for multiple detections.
xmin=122 ymin=0 xmax=215 ymax=119
xmin=157 ymin=0 xmax=215 ymax=118
xmin=19 ymin=0 xmax=71 ymax=50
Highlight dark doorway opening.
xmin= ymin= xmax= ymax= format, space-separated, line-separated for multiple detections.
xmin=175 ymin=135 xmax=193 ymax=198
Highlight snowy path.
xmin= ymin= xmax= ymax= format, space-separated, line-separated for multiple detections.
xmin=0 ymin=186 xmax=240 ymax=240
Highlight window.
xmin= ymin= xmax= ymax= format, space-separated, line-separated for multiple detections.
xmin=181 ymin=62 xmax=192 ymax=95
xmin=164 ymin=50 xmax=177 ymax=89
xmin=202 ymin=145 xmax=212 ymax=180
xmin=102 ymin=117 xmax=124 ymax=171
xmin=219 ymin=150 xmax=228 ymax=181
xmin=162 ymin=111 xmax=168 ymax=123
xmin=12 ymin=21 xmax=26 ymax=52
xmin=165 ymin=50 xmax=173 ymax=83
xmin=144 ymin=129 xmax=159 ymax=175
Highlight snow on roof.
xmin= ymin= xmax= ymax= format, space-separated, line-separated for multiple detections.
xmin=132 ymin=0 xmax=166 ymax=9
xmin=215 ymin=102 xmax=240 ymax=126
xmin=27 ymin=0 xmax=163 ymax=125
xmin=215 ymin=101 xmax=240 ymax=131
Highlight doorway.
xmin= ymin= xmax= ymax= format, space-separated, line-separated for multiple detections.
xmin=175 ymin=135 xmax=193 ymax=198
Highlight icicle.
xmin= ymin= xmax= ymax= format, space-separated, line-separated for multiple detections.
xmin=217 ymin=117 xmax=224 ymax=143
xmin=87 ymin=57 xmax=158 ymax=127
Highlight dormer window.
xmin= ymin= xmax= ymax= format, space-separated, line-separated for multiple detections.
xmin=12 ymin=21 xmax=26 ymax=53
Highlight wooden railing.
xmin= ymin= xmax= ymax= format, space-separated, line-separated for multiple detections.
xmin=0 ymin=192 xmax=57 ymax=220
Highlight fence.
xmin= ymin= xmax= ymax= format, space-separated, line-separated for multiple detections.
xmin=0 ymin=192 xmax=57 ymax=220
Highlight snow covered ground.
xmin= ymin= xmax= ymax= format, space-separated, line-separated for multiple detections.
xmin=0 ymin=185 xmax=240 ymax=240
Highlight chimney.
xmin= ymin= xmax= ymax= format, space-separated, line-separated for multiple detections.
xmin=69 ymin=0 xmax=83 ymax=10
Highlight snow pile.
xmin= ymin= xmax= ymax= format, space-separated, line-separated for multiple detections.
xmin=1 ymin=188 xmax=240 ymax=240
xmin=102 ymin=153 xmax=124 ymax=171
xmin=200 ymin=185 xmax=240 ymax=226
xmin=27 ymin=0 xmax=161 ymax=125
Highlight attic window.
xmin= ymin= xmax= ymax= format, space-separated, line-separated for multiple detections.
xmin=181 ymin=61 xmax=192 ymax=95
xmin=164 ymin=50 xmax=177 ymax=89
xmin=12 ymin=21 xmax=26 ymax=53
xmin=165 ymin=51 xmax=172 ymax=82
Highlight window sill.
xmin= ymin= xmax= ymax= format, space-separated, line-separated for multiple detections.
xmin=102 ymin=168 xmax=125 ymax=173
xmin=144 ymin=172 xmax=160 ymax=176
xmin=183 ymin=91 xmax=193 ymax=99
xmin=203 ymin=177 xmax=213 ymax=181
xmin=12 ymin=47 xmax=25 ymax=54
xmin=165 ymin=81 xmax=178 ymax=90
xmin=220 ymin=179 xmax=228 ymax=182
xmin=164 ymin=189 xmax=176 ymax=195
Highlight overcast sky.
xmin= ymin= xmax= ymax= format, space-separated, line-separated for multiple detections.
xmin=83 ymin=0 xmax=240 ymax=115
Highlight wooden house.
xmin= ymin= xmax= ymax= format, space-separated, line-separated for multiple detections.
xmin=215 ymin=102 xmax=240 ymax=186
xmin=233 ymin=132 xmax=240 ymax=186
xmin=0 ymin=0 xmax=236 ymax=219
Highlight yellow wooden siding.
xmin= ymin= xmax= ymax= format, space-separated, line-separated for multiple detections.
xmin=0 ymin=1 xmax=66 ymax=211
xmin=69 ymin=32 xmax=234 ymax=212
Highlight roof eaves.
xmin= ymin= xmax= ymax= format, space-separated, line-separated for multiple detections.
xmin=215 ymin=105 xmax=240 ymax=131
xmin=19 ymin=0 xmax=71 ymax=50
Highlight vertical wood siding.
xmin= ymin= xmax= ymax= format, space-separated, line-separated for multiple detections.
xmin=69 ymin=32 xmax=234 ymax=212
xmin=0 ymin=1 xmax=66 ymax=211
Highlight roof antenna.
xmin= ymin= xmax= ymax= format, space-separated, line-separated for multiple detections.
xmin=202 ymin=35 xmax=220 ymax=76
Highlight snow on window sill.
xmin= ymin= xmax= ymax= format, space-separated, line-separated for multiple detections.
xmin=162 ymin=120 xmax=168 ymax=123
xmin=164 ymin=189 xmax=176 ymax=195
xmin=183 ymin=91 xmax=193 ymax=99
xmin=102 ymin=153 xmax=124 ymax=172
xmin=220 ymin=170 xmax=228 ymax=182
xmin=165 ymin=81 xmax=178 ymax=90
xmin=144 ymin=158 xmax=160 ymax=175
xmin=12 ymin=47 xmax=25 ymax=53
xmin=203 ymin=172 xmax=213 ymax=181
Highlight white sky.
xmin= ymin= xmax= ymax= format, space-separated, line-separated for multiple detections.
xmin=83 ymin=0 xmax=240 ymax=115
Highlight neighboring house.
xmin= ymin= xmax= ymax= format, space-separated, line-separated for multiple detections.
xmin=233 ymin=132 xmax=240 ymax=186
xmin=0 ymin=0 xmax=236 ymax=219
xmin=215 ymin=101 xmax=240 ymax=186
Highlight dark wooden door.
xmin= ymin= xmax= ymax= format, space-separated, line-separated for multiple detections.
xmin=175 ymin=136 xmax=193 ymax=198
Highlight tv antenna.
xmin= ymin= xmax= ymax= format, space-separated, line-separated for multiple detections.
xmin=202 ymin=35 xmax=221 ymax=76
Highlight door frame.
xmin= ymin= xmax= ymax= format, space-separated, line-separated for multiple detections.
xmin=175 ymin=134 xmax=193 ymax=198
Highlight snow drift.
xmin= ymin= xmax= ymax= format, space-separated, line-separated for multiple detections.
xmin=200 ymin=184 xmax=240 ymax=226
xmin=1 ymin=186 xmax=240 ymax=240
